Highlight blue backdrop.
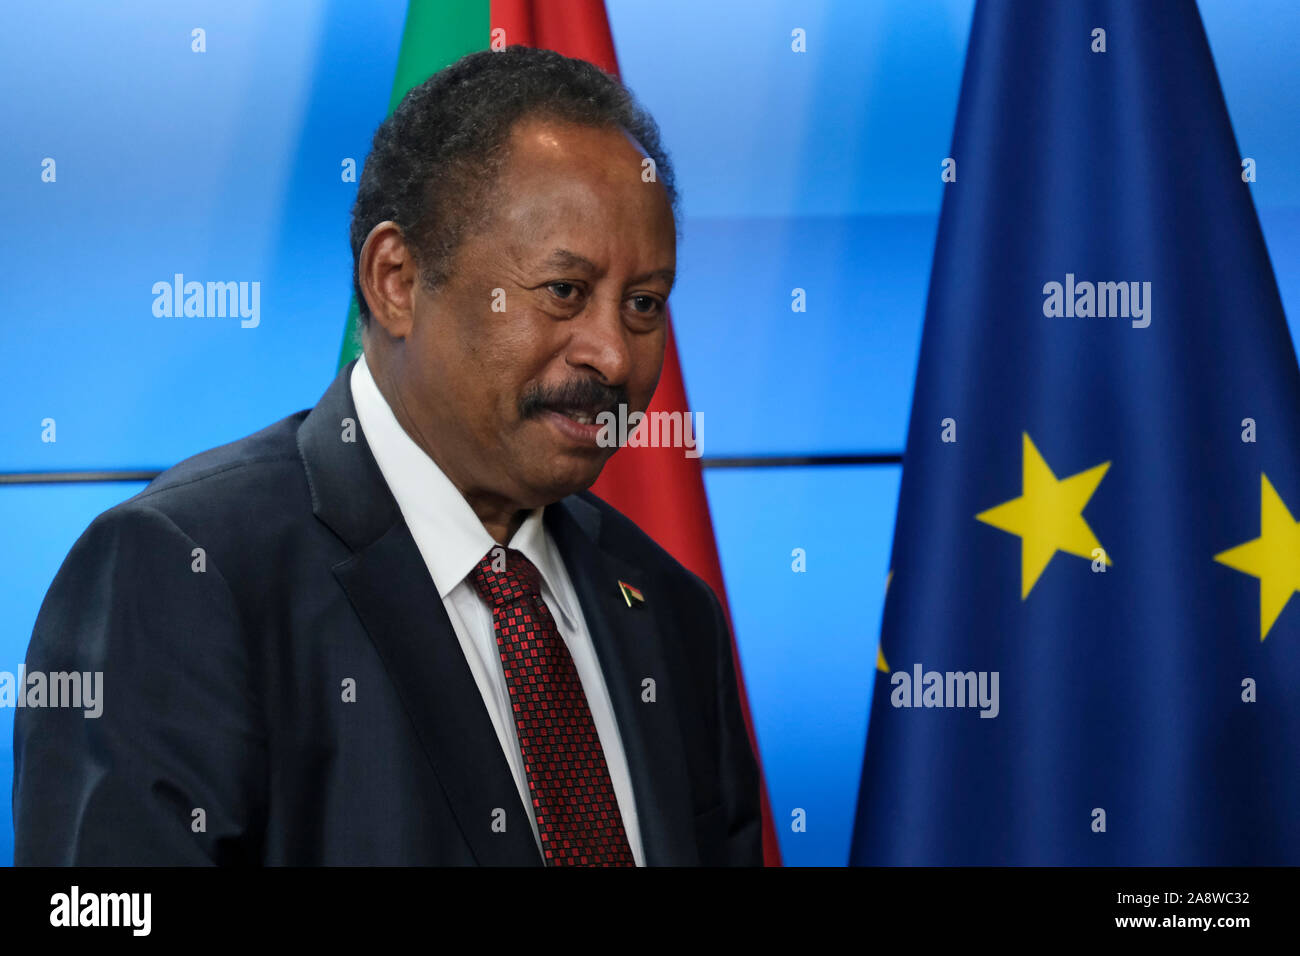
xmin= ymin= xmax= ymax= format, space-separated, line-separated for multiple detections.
xmin=1 ymin=0 xmax=1296 ymax=866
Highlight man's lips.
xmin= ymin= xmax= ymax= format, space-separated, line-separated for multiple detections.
xmin=539 ymin=407 xmax=606 ymax=446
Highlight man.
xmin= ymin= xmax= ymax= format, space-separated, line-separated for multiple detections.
xmin=13 ymin=47 xmax=762 ymax=866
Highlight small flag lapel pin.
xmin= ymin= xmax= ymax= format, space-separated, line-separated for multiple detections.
xmin=618 ymin=580 xmax=645 ymax=608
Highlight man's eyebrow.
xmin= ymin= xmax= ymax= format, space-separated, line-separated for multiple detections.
xmin=537 ymin=249 xmax=675 ymax=290
xmin=539 ymin=249 xmax=597 ymax=272
xmin=628 ymin=267 xmax=676 ymax=290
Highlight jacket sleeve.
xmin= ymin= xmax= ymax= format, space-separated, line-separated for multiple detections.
xmin=704 ymin=581 xmax=764 ymax=866
xmin=12 ymin=503 xmax=267 ymax=865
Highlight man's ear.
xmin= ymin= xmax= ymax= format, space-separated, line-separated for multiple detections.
xmin=359 ymin=221 xmax=417 ymax=339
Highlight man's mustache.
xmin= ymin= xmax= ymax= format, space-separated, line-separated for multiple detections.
xmin=519 ymin=378 xmax=629 ymax=418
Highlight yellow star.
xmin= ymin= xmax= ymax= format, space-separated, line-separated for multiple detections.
xmin=975 ymin=432 xmax=1112 ymax=599
xmin=877 ymin=571 xmax=892 ymax=673
xmin=1214 ymin=473 xmax=1300 ymax=641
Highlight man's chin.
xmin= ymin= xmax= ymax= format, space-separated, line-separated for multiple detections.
xmin=520 ymin=453 xmax=614 ymax=506
xmin=509 ymin=417 xmax=617 ymax=502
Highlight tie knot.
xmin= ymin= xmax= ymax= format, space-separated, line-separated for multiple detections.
xmin=469 ymin=547 xmax=542 ymax=607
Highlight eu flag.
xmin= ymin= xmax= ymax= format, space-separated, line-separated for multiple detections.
xmin=850 ymin=0 xmax=1300 ymax=865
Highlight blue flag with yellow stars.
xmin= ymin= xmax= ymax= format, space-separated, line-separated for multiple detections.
xmin=850 ymin=0 xmax=1300 ymax=865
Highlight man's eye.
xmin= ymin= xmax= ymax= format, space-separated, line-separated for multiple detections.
xmin=629 ymin=295 xmax=662 ymax=315
xmin=548 ymin=282 xmax=578 ymax=300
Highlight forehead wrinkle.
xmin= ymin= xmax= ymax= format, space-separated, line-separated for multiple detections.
xmin=540 ymin=248 xmax=599 ymax=273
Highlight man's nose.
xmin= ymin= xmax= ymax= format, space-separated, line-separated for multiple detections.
xmin=565 ymin=295 xmax=633 ymax=385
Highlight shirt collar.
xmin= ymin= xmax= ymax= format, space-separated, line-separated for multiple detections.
xmin=508 ymin=505 xmax=579 ymax=630
xmin=349 ymin=354 xmax=578 ymax=629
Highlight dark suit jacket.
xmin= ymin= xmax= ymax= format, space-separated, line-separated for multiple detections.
xmin=13 ymin=361 xmax=762 ymax=865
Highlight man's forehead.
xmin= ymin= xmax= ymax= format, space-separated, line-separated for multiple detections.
xmin=493 ymin=119 xmax=658 ymax=206
xmin=482 ymin=118 xmax=675 ymax=276
xmin=495 ymin=189 xmax=675 ymax=277
xmin=491 ymin=139 xmax=650 ymax=226
xmin=538 ymin=248 xmax=596 ymax=271
xmin=506 ymin=114 xmax=648 ymax=163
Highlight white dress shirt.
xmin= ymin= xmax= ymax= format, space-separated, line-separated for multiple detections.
xmin=349 ymin=353 xmax=644 ymax=865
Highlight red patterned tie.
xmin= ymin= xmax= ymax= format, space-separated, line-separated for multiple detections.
xmin=469 ymin=547 xmax=636 ymax=867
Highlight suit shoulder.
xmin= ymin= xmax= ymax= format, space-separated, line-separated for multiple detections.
xmin=122 ymin=409 xmax=310 ymax=515
xmin=64 ymin=410 xmax=321 ymax=574
xmin=49 ymin=408 xmax=322 ymax=627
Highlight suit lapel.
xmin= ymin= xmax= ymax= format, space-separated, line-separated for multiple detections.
xmin=547 ymin=497 xmax=700 ymax=866
xmin=298 ymin=363 xmax=540 ymax=866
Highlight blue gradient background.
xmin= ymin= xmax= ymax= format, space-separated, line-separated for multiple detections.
xmin=1 ymin=0 xmax=1296 ymax=866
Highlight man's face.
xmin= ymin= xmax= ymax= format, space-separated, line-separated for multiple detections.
xmin=398 ymin=116 xmax=676 ymax=511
